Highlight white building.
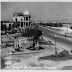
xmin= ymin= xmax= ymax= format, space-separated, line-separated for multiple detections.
xmin=2 ymin=21 xmax=13 ymax=28
xmin=13 ymin=10 xmax=32 ymax=29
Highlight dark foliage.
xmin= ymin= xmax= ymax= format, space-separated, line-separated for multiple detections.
xmin=70 ymin=26 xmax=72 ymax=29
xmin=59 ymin=23 xmax=63 ymax=27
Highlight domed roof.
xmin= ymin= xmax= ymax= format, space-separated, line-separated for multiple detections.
xmin=24 ymin=10 xmax=30 ymax=15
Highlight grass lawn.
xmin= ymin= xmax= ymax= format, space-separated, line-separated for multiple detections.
xmin=38 ymin=50 xmax=72 ymax=61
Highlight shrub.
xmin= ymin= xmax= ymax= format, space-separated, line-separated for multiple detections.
xmin=70 ymin=26 xmax=72 ymax=29
xmin=59 ymin=23 xmax=63 ymax=27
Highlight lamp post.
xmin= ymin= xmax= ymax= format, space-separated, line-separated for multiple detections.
xmin=55 ymin=35 xmax=57 ymax=54
xmin=7 ymin=32 xmax=9 ymax=41
xmin=65 ymin=19 xmax=68 ymax=34
xmin=6 ymin=32 xmax=9 ymax=46
xmin=67 ymin=24 xmax=68 ymax=34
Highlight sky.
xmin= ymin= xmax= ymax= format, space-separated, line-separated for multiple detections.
xmin=1 ymin=2 xmax=72 ymax=22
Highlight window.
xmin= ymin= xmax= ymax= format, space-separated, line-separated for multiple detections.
xmin=26 ymin=23 xmax=28 ymax=26
xmin=24 ymin=22 xmax=25 ymax=26
xmin=26 ymin=17 xmax=28 ymax=21
xmin=29 ymin=16 xmax=31 ymax=18
xmin=29 ymin=22 xmax=30 ymax=26
xmin=21 ymin=22 xmax=23 ymax=27
xmin=21 ymin=18 xmax=22 ymax=21
xmin=15 ymin=18 xmax=17 ymax=22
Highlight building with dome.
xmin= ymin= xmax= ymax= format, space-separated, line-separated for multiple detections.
xmin=13 ymin=10 xmax=32 ymax=29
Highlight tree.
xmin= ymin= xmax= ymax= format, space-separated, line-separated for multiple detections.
xmin=70 ymin=26 xmax=72 ymax=29
xmin=54 ymin=23 xmax=58 ymax=27
xmin=22 ymin=27 xmax=42 ymax=43
xmin=22 ymin=26 xmax=43 ymax=50
xmin=31 ymin=28 xmax=42 ymax=46
xmin=28 ymin=29 xmax=35 ymax=38
xmin=1 ymin=23 xmax=5 ymax=31
xmin=12 ymin=24 xmax=15 ymax=28
xmin=12 ymin=22 xmax=20 ymax=28
xmin=25 ymin=27 xmax=29 ymax=32
xmin=50 ymin=23 xmax=54 ymax=27
xmin=59 ymin=23 xmax=63 ymax=27
xmin=22 ymin=28 xmax=35 ymax=38
xmin=16 ymin=23 xmax=20 ymax=28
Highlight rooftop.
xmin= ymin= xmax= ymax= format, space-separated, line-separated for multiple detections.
xmin=24 ymin=10 xmax=30 ymax=15
xmin=13 ymin=12 xmax=23 ymax=16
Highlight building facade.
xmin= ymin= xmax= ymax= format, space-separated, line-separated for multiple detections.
xmin=2 ymin=21 xmax=13 ymax=28
xmin=13 ymin=10 xmax=32 ymax=29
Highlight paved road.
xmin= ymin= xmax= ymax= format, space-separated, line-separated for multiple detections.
xmin=46 ymin=27 xmax=72 ymax=38
xmin=39 ymin=26 xmax=72 ymax=49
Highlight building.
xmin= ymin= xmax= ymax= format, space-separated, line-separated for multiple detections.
xmin=13 ymin=10 xmax=32 ymax=29
xmin=2 ymin=21 xmax=13 ymax=28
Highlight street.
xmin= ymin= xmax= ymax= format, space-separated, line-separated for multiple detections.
xmin=39 ymin=26 xmax=72 ymax=50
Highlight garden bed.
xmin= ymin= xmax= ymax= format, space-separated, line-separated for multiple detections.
xmin=38 ymin=50 xmax=72 ymax=61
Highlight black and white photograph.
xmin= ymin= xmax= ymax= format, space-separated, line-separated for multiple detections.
xmin=1 ymin=1 xmax=72 ymax=70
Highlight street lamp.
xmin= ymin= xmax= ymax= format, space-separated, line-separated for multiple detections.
xmin=55 ymin=35 xmax=57 ymax=54
xmin=6 ymin=32 xmax=9 ymax=46
xmin=67 ymin=24 xmax=68 ymax=34
xmin=7 ymin=32 xmax=9 ymax=40
xmin=65 ymin=19 xmax=68 ymax=34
